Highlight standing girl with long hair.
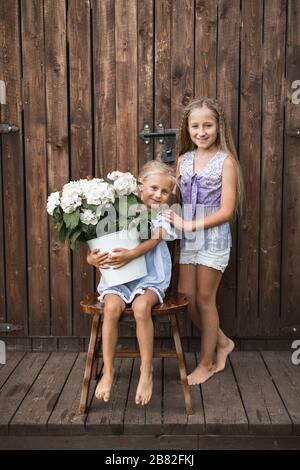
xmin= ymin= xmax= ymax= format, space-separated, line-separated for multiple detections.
xmin=163 ymin=97 xmax=244 ymax=385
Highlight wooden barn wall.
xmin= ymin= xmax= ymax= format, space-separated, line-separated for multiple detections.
xmin=0 ymin=0 xmax=299 ymax=341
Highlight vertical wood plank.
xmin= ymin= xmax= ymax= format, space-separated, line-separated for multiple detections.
xmin=217 ymin=0 xmax=240 ymax=336
xmin=93 ymin=0 xmax=117 ymax=177
xmin=68 ymin=0 xmax=94 ymax=336
xmin=154 ymin=0 xmax=172 ymax=158
xmin=171 ymin=0 xmax=194 ymax=337
xmin=137 ymin=0 xmax=154 ymax=169
xmin=21 ymin=0 xmax=49 ymax=335
xmin=281 ymin=0 xmax=300 ymax=329
xmin=0 ymin=0 xmax=28 ymax=333
xmin=194 ymin=0 xmax=217 ymax=98
xmin=115 ymin=0 xmax=138 ymax=174
xmin=0 ymin=115 xmax=5 ymax=323
xmin=260 ymin=0 xmax=286 ymax=335
xmin=44 ymin=0 xmax=72 ymax=336
xmin=171 ymin=0 xmax=194 ymax=127
xmin=237 ymin=0 xmax=263 ymax=336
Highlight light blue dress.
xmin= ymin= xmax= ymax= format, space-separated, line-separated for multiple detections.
xmin=97 ymin=213 xmax=177 ymax=304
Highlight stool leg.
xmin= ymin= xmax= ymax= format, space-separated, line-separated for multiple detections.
xmin=170 ymin=313 xmax=193 ymax=415
xmin=91 ymin=319 xmax=102 ymax=380
xmin=79 ymin=314 xmax=101 ymax=414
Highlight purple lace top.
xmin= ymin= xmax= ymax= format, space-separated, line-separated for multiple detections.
xmin=179 ymin=150 xmax=232 ymax=251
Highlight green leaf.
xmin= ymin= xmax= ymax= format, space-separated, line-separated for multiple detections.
xmin=58 ymin=225 xmax=68 ymax=244
xmin=63 ymin=210 xmax=80 ymax=230
xmin=70 ymin=228 xmax=82 ymax=250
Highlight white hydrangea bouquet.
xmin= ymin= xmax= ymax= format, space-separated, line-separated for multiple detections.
xmin=47 ymin=171 xmax=153 ymax=286
xmin=47 ymin=171 xmax=150 ymax=251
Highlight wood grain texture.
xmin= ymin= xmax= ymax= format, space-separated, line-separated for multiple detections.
xmin=194 ymin=0 xmax=217 ymax=98
xmin=1 ymin=352 xmax=300 ymax=437
xmin=93 ymin=0 xmax=117 ymax=176
xmin=231 ymin=351 xmax=292 ymax=434
xmin=0 ymin=112 xmax=5 ymax=323
xmin=154 ymin=0 xmax=172 ymax=159
xmin=0 ymin=1 xmax=298 ymax=340
xmin=21 ymin=0 xmax=49 ymax=335
xmin=10 ymin=352 xmax=77 ymax=434
xmin=237 ymin=0 xmax=263 ymax=336
xmin=0 ymin=0 xmax=28 ymax=333
xmin=115 ymin=0 xmax=138 ymax=174
xmin=216 ymin=0 xmax=240 ymax=336
xmin=281 ymin=0 xmax=300 ymax=330
xmin=0 ymin=352 xmax=49 ymax=434
xmin=259 ymin=0 xmax=286 ymax=335
xmin=171 ymin=0 xmax=194 ymax=126
xmin=44 ymin=0 xmax=72 ymax=336
xmin=137 ymin=0 xmax=154 ymax=169
xmin=69 ymin=0 xmax=94 ymax=336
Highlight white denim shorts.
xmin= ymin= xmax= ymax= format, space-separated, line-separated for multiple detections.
xmin=179 ymin=247 xmax=231 ymax=273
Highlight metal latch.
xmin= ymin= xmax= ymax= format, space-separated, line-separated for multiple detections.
xmin=0 ymin=123 xmax=19 ymax=134
xmin=286 ymin=128 xmax=300 ymax=138
xmin=139 ymin=123 xmax=179 ymax=163
xmin=0 ymin=323 xmax=23 ymax=333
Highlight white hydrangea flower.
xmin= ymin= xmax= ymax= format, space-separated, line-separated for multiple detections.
xmin=113 ymin=172 xmax=138 ymax=196
xmin=47 ymin=191 xmax=60 ymax=216
xmin=81 ymin=179 xmax=115 ymax=206
xmin=107 ymin=170 xmax=126 ymax=181
xmin=80 ymin=209 xmax=98 ymax=225
xmin=60 ymin=180 xmax=83 ymax=213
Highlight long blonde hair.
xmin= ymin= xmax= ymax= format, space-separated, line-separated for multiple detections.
xmin=176 ymin=97 xmax=244 ymax=215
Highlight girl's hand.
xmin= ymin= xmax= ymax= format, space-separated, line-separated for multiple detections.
xmin=162 ymin=210 xmax=194 ymax=232
xmin=108 ymin=248 xmax=134 ymax=269
xmin=87 ymin=249 xmax=110 ymax=269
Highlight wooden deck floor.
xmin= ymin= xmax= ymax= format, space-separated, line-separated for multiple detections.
xmin=0 ymin=351 xmax=300 ymax=448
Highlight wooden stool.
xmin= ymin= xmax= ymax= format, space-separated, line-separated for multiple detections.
xmin=78 ymin=241 xmax=193 ymax=415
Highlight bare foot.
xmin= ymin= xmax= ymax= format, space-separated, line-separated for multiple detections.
xmin=135 ymin=368 xmax=153 ymax=406
xmin=95 ymin=369 xmax=114 ymax=402
xmin=215 ymin=338 xmax=235 ymax=373
xmin=187 ymin=364 xmax=216 ymax=385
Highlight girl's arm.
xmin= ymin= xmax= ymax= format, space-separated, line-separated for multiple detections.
xmin=109 ymin=227 xmax=168 ymax=269
xmin=164 ymin=157 xmax=237 ymax=231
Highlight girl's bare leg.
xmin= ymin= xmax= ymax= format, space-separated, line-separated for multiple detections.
xmin=182 ymin=265 xmax=221 ymax=384
xmin=95 ymin=294 xmax=125 ymax=401
xmin=179 ymin=264 xmax=234 ymax=375
xmin=132 ymin=290 xmax=158 ymax=406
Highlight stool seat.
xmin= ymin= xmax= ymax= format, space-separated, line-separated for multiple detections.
xmin=80 ymin=292 xmax=189 ymax=316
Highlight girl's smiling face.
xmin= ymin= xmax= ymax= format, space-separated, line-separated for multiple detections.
xmin=140 ymin=173 xmax=174 ymax=209
xmin=188 ymin=107 xmax=219 ymax=150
